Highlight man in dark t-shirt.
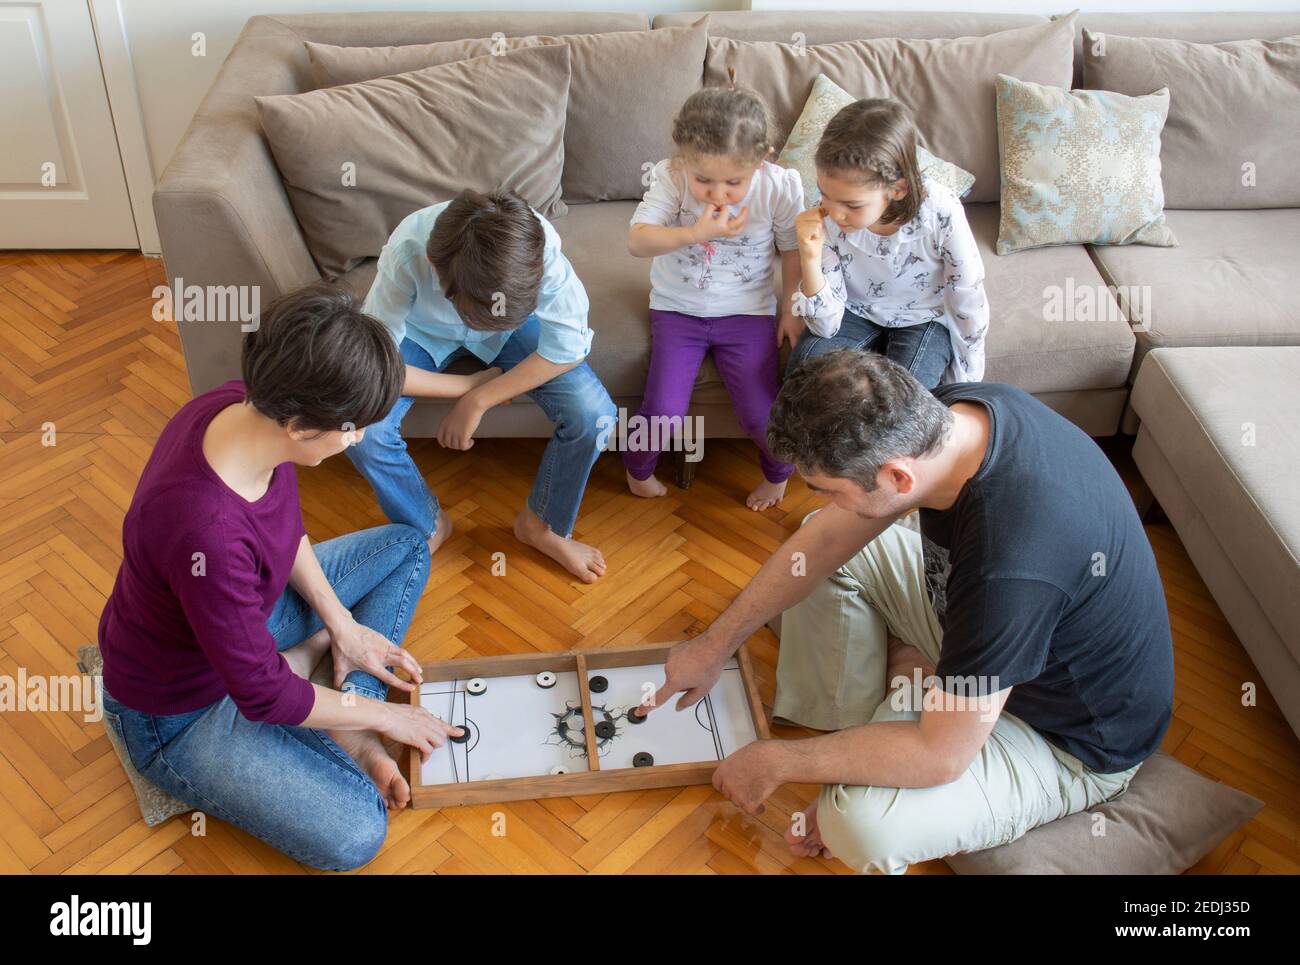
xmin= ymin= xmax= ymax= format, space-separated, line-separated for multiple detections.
xmin=922 ymin=380 xmax=1173 ymax=774
xmin=649 ymin=350 xmax=1174 ymax=874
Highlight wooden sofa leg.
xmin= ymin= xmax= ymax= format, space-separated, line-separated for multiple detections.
xmin=674 ymin=449 xmax=698 ymax=489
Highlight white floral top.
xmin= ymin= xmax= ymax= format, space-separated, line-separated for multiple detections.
xmin=791 ymin=178 xmax=989 ymax=383
xmin=631 ymin=159 xmax=804 ymax=317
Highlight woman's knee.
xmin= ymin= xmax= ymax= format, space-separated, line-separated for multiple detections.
xmin=316 ymin=805 xmax=388 ymax=871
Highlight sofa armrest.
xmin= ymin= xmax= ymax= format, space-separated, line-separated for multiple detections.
xmin=153 ymin=16 xmax=321 ymax=394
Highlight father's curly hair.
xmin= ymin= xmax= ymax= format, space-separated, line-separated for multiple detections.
xmin=767 ymin=349 xmax=953 ymax=492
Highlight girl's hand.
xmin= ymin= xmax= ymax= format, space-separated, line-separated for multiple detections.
xmin=328 ymin=617 xmax=424 ymax=692
xmin=691 ymin=204 xmax=749 ymax=244
xmin=777 ymin=312 xmax=805 ymax=349
xmin=376 ymin=703 xmax=462 ymax=762
xmin=795 ymin=206 xmax=827 ymax=260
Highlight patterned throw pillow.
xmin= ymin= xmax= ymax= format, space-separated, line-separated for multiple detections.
xmin=776 ymin=73 xmax=976 ymax=206
xmin=994 ymin=73 xmax=1178 ymax=254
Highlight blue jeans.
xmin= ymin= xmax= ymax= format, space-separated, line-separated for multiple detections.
xmin=100 ymin=524 xmax=430 ymax=871
xmin=347 ymin=314 xmax=617 ymax=539
xmin=787 ymin=310 xmax=953 ymax=389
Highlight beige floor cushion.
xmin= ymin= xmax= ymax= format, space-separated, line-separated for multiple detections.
xmin=79 ymin=645 xmax=191 ymax=827
xmin=946 ymin=751 xmax=1262 ymax=874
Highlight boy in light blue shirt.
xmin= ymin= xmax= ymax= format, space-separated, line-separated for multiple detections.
xmin=349 ymin=190 xmax=616 ymax=583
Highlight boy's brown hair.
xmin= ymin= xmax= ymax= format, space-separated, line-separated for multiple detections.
xmin=426 ymin=189 xmax=545 ymax=331
xmin=816 ymin=98 xmax=925 ymax=226
xmin=669 ymin=67 xmax=778 ymax=169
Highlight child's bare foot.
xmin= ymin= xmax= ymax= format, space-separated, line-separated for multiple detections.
xmin=427 ymin=511 xmax=453 ymax=556
xmin=626 ymin=469 xmax=667 ymax=498
xmin=330 ymin=728 xmax=410 ymax=810
xmin=746 ymin=478 xmax=787 ymax=511
xmin=514 ymin=508 xmax=607 ymax=584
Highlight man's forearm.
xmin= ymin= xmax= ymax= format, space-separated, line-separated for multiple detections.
xmin=767 ymin=719 xmax=956 ymax=789
xmin=702 ymin=505 xmax=898 ymax=659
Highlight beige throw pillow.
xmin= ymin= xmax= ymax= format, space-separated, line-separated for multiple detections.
xmin=995 ymin=74 xmax=1177 ymax=254
xmin=305 ymin=19 xmax=710 ymax=203
xmin=777 ymin=73 xmax=977 ymax=205
xmin=704 ymin=15 xmax=1077 ymax=204
xmin=256 ymin=44 xmax=571 ymax=278
xmin=1083 ymin=30 xmax=1300 ymax=209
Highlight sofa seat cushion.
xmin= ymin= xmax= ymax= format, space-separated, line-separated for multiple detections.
xmin=1130 ymin=347 xmax=1300 ymax=662
xmin=968 ymin=204 xmax=1135 ymax=393
xmin=1091 ymin=209 xmax=1300 ymax=376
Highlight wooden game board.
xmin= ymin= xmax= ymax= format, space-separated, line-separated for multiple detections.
xmin=408 ymin=644 xmax=769 ymax=808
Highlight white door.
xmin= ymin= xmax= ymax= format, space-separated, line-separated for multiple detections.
xmin=0 ymin=0 xmax=138 ymax=248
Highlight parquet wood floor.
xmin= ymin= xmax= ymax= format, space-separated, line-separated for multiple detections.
xmin=1 ymin=250 xmax=1295 ymax=875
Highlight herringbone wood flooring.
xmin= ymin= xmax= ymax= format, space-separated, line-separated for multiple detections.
xmin=1 ymin=250 xmax=1297 ymax=875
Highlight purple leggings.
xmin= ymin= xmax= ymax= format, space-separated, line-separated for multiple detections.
xmin=622 ymin=309 xmax=794 ymax=484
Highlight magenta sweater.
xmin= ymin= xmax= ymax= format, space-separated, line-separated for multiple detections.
xmin=98 ymin=380 xmax=315 ymax=724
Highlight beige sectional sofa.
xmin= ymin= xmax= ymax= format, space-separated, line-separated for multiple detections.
xmin=154 ymin=10 xmax=1300 ymax=733
xmin=158 ymin=9 xmax=1298 ymax=442
xmin=1131 ymin=348 xmax=1300 ymax=738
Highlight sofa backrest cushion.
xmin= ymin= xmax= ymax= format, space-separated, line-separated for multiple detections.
xmin=701 ymin=15 xmax=1075 ymax=205
xmin=256 ymin=44 xmax=570 ymax=278
xmin=1070 ymin=11 xmax=1300 ymax=88
xmin=1082 ymin=30 xmax=1300 ymax=210
xmin=304 ymin=19 xmax=710 ymax=204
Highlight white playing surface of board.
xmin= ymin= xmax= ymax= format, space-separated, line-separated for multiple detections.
xmin=419 ymin=659 xmax=757 ymax=786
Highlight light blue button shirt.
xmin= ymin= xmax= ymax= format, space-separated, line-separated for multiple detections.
xmin=361 ymin=201 xmax=594 ymax=368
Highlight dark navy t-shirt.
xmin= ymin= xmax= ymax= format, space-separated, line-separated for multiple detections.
xmin=922 ymin=382 xmax=1174 ymax=773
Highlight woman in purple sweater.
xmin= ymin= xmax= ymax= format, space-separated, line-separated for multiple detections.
xmin=98 ymin=284 xmax=465 ymax=871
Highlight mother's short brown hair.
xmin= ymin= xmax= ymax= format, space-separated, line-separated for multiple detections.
xmin=241 ymin=282 xmax=403 ymax=433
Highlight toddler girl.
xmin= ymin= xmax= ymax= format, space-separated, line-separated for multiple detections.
xmin=625 ymin=72 xmax=804 ymax=510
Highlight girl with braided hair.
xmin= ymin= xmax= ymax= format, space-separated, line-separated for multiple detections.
xmin=788 ymin=98 xmax=989 ymax=388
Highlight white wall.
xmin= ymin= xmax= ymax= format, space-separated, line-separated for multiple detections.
xmin=121 ymin=0 xmax=1300 ymax=183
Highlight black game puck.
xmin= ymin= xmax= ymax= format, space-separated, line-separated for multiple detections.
xmin=626 ymin=705 xmax=646 ymax=724
xmin=450 ymin=724 xmax=471 ymax=744
xmin=633 ymin=752 xmax=654 ymax=768
xmin=594 ymin=719 xmax=616 ymax=739
xmin=588 ymin=675 xmax=608 ymax=693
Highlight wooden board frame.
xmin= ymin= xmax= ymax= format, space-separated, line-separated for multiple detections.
xmin=408 ymin=643 xmax=769 ymax=808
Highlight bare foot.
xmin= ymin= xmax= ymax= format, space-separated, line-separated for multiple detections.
xmin=427 ymin=510 xmax=453 ymax=557
xmin=514 ymin=508 xmax=607 ymax=584
xmin=626 ymin=469 xmax=667 ymax=498
xmin=784 ymin=798 xmax=832 ymax=859
xmin=282 ymin=627 xmax=331 ymax=678
xmin=746 ymin=478 xmax=787 ymax=511
xmin=331 ymin=728 xmax=410 ymax=811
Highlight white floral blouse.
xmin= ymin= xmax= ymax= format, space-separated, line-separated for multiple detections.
xmin=791 ymin=177 xmax=989 ymax=383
